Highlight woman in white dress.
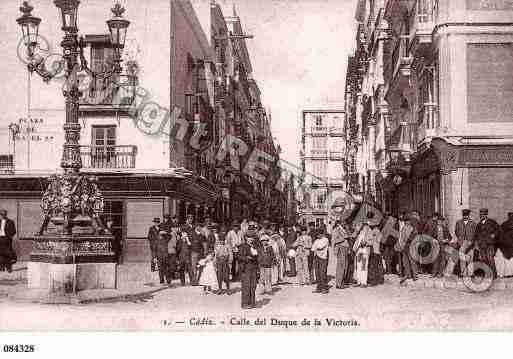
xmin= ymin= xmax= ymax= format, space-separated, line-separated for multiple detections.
xmin=199 ymin=252 xmax=218 ymax=294
xmin=353 ymin=221 xmax=371 ymax=287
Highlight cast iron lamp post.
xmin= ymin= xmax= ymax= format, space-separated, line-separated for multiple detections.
xmin=17 ymin=0 xmax=130 ymax=235
xmin=16 ymin=0 xmax=130 ymax=296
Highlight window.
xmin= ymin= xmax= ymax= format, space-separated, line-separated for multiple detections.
xmin=92 ymin=125 xmax=116 ymax=167
xmin=312 ymin=160 xmax=327 ymax=179
xmin=317 ymin=190 xmax=327 ymax=204
xmin=91 ymin=45 xmax=115 ymax=73
xmin=90 ymin=44 xmax=115 ymax=93
xmin=312 ymin=136 xmax=327 ymax=150
xmin=0 ymin=154 xmax=14 ymax=172
xmin=101 ymin=200 xmax=124 ymax=262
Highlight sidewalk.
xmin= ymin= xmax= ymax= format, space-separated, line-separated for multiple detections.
xmin=0 ymin=262 xmax=171 ymax=304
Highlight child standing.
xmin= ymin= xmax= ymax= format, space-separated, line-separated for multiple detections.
xmin=258 ymin=236 xmax=275 ymax=295
xmin=199 ymin=251 xmax=217 ymax=294
xmin=214 ymin=235 xmax=232 ymax=294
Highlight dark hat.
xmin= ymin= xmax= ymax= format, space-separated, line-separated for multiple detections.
xmin=462 ymin=209 xmax=471 ymax=216
xmin=480 ymin=208 xmax=488 ymax=214
xmin=232 ymin=220 xmax=240 ymax=226
xmin=153 ymin=217 xmax=161 ymax=223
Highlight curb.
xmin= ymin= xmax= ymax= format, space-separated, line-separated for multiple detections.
xmin=5 ymin=284 xmax=171 ymax=305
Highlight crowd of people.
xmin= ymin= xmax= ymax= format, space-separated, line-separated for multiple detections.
xmin=147 ymin=215 xmax=335 ymax=308
xmin=352 ymin=207 xmax=513 ymax=283
xmin=147 ymin=206 xmax=513 ymax=308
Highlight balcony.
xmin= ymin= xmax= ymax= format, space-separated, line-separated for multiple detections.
xmin=391 ymin=35 xmax=413 ymax=81
xmin=417 ymin=102 xmax=440 ymax=142
xmin=329 ymin=126 xmax=345 ymax=136
xmin=308 ymin=149 xmax=328 ymax=159
xmin=312 ymin=203 xmax=328 ymax=212
xmin=80 ymin=145 xmax=137 ymax=169
xmin=0 ymin=154 xmax=14 ymax=174
xmin=306 ymin=126 xmax=328 ymax=136
xmin=79 ymin=75 xmax=137 ymax=115
xmin=329 ymin=151 xmax=345 ymax=160
xmin=410 ymin=0 xmax=437 ymax=57
xmin=385 ymin=122 xmax=418 ymax=174
xmin=328 ymin=178 xmax=345 ymax=187
xmin=386 ymin=122 xmax=418 ymax=153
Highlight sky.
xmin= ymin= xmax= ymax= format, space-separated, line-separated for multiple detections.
xmin=217 ymin=0 xmax=359 ymax=166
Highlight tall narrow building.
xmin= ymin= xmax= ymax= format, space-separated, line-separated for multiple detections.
xmin=299 ymin=108 xmax=346 ymax=229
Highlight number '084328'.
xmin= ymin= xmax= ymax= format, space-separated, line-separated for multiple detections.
xmin=3 ymin=344 xmax=35 ymax=353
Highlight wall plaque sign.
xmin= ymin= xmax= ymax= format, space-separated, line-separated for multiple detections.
xmin=467 ymin=0 xmax=513 ymax=10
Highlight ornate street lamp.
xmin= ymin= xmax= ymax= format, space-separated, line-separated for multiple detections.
xmin=54 ymin=0 xmax=79 ymax=31
xmin=107 ymin=2 xmax=130 ymax=72
xmin=16 ymin=1 xmax=130 ymax=295
xmin=16 ymin=2 xmax=41 ymax=58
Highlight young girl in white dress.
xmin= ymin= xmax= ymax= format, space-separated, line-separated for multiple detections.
xmin=199 ymin=251 xmax=217 ymax=294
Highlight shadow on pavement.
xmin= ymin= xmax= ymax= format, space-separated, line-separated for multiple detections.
xmin=255 ymin=298 xmax=271 ymax=309
xmin=80 ymin=286 xmax=171 ymax=305
xmin=226 ymin=288 xmax=241 ymax=295
xmin=270 ymin=286 xmax=282 ymax=295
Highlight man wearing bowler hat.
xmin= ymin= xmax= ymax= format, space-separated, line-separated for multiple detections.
xmin=147 ymin=218 xmax=162 ymax=281
xmin=474 ymin=208 xmax=500 ymax=278
xmin=455 ymin=209 xmax=477 ymax=276
xmin=239 ymin=222 xmax=260 ymax=309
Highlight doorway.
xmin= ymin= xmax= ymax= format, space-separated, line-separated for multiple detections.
xmin=101 ymin=200 xmax=124 ymax=264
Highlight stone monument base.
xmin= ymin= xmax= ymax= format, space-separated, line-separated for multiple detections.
xmin=28 ymin=262 xmax=117 ymax=292
xmin=28 ymin=234 xmax=117 ymax=294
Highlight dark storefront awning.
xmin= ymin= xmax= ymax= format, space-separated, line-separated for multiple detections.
xmin=0 ymin=169 xmax=221 ymax=206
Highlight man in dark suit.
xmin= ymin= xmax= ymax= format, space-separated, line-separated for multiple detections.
xmin=474 ymin=208 xmax=500 ymax=278
xmin=0 ymin=209 xmax=17 ymax=272
xmin=177 ymin=231 xmax=194 ymax=286
xmin=454 ymin=209 xmax=477 ymax=276
xmin=189 ymin=225 xmax=205 ymax=285
xmin=147 ymin=217 xmax=171 ymax=284
xmin=181 ymin=214 xmax=195 ymax=239
xmin=239 ymin=223 xmax=260 ymax=309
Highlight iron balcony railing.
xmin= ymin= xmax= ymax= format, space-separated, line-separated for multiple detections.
xmin=0 ymin=154 xmax=14 ymax=174
xmin=312 ymin=203 xmax=328 ymax=212
xmin=391 ymin=35 xmax=412 ymax=79
xmin=309 ymin=149 xmax=328 ymax=158
xmin=417 ymin=102 xmax=439 ymax=141
xmin=80 ymin=145 xmax=137 ymax=169
xmin=329 ymin=151 xmax=345 ymax=160
xmin=329 ymin=126 xmax=345 ymax=135
xmin=80 ymin=75 xmax=137 ymax=107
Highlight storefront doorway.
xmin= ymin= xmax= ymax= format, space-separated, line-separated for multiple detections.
xmin=101 ymin=200 xmax=124 ymax=264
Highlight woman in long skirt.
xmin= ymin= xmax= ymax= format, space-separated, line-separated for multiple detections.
xmin=367 ymin=224 xmax=385 ymax=286
xmin=353 ymin=223 xmax=371 ymax=286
